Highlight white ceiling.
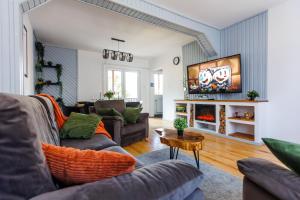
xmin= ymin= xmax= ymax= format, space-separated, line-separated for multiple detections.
xmin=145 ymin=0 xmax=286 ymax=29
xmin=28 ymin=0 xmax=194 ymax=58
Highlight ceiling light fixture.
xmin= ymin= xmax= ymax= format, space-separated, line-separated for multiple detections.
xmin=102 ymin=38 xmax=133 ymax=62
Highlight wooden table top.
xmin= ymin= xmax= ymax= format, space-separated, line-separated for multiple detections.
xmin=155 ymin=128 xmax=204 ymax=151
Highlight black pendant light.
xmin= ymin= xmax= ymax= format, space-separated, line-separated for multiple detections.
xmin=102 ymin=38 xmax=133 ymax=62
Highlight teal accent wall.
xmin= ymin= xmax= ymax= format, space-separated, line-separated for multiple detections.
xmin=183 ymin=12 xmax=268 ymax=100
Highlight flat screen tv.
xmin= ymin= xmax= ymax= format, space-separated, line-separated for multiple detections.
xmin=187 ymin=54 xmax=242 ymax=94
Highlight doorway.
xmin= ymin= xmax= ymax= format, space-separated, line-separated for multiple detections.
xmin=153 ymin=70 xmax=163 ymax=118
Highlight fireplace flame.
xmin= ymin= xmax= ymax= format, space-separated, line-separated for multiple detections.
xmin=196 ymin=115 xmax=215 ymax=122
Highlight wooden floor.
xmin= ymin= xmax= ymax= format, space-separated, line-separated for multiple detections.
xmin=125 ymin=118 xmax=282 ymax=178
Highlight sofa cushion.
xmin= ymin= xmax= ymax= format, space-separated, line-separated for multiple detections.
xmin=123 ymin=107 xmax=142 ymax=124
xmin=60 ymin=112 xmax=101 ymax=139
xmin=263 ymin=138 xmax=300 ymax=175
xmin=0 ymin=94 xmax=56 ymax=199
xmin=61 ymin=134 xmax=117 ymax=150
xmin=238 ymin=158 xmax=300 ymax=200
xmin=122 ymin=123 xmax=145 ymax=136
xmin=104 ymin=146 xmax=144 ymax=168
xmin=31 ymin=160 xmax=203 ymax=200
xmin=95 ymin=100 xmax=125 ymax=114
xmin=42 ymin=143 xmax=136 ymax=185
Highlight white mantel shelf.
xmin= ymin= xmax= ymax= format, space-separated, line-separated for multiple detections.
xmin=175 ymin=99 xmax=268 ymax=145
xmin=175 ymin=99 xmax=268 ymax=103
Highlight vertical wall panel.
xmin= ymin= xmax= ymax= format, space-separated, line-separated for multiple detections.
xmin=182 ymin=12 xmax=268 ymax=100
xmin=43 ymin=45 xmax=78 ymax=105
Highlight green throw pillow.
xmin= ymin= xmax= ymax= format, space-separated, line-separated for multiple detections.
xmin=60 ymin=112 xmax=102 ymax=139
xmin=123 ymin=107 xmax=142 ymax=124
xmin=96 ymin=108 xmax=123 ymax=117
xmin=263 ymin=138 xmax=300 ymax=175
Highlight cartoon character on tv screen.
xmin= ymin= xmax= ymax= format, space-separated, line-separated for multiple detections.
xmin=199 ymin=69 xmax=213 ymax=90
xmin=213 ymin=66 xmax=232 ymax=91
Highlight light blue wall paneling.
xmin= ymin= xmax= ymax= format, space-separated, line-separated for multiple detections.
xmin=43 ymin=45 xmax=77 ymax=105
xmin=220 ymin=12 xmax=267 ymax=99
xmin=182 ymin=12 xmax=268 ymax=100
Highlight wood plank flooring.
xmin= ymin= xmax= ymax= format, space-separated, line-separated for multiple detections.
xmin=124 ymin=118 xmax=282 ymax=178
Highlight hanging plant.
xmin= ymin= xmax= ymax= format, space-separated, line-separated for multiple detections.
xmin=58 ymin=81 xmax=63 ymax=98
xmin=56 ymin=64 xmax=62 ymax=82
xmin=47 ymin=61 xmax=53 ymax=66
xmin=35 ymin=78 xmax=45 ymax=94
xmin=35 ymin=62 xmax=43 ymax=72
xmin=35 ymin=42 xmax=44 ymax=62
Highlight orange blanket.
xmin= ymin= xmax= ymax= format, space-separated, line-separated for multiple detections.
xmin=37 ymin=94 xmax=111 ymax=139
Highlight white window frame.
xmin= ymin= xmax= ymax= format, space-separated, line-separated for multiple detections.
xmin=104 ymin=65 xmax=141 ymax=101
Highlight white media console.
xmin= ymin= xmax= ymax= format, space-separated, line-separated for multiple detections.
xmin=175 ymin=99 xmax=268 ymax=144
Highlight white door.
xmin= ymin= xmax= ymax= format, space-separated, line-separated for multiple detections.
xmin=154 ymin=72 xmax=163 ymax=115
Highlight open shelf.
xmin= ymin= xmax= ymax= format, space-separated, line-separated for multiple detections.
xmin=227 ymin=117 xmax=255 ymax=125
xmin=229 ymin=132 xmax=254 ymax=141
xmin=176 ymin=112 xmax=188 ymax=116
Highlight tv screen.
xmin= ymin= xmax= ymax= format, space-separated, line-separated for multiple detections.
xmin=187 ymin=54 xmax=242 ymax=94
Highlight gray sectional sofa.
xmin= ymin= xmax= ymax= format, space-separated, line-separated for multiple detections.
xmin=0 ymin=94 xmax=204 ymax=200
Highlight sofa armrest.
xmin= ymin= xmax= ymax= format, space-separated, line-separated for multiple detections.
xmin=137 ymin=113 xmax=149 ymax=138
xmin=89 ymin=106 xmax=96 ymax=114
xmin=31 ymin=160 xmax=203 ymax=200
xmin=238 ymin=158 xmax=300 ymax=200
xmin=101 ymin=116 xmax=123 ymax=145
xmin=138 ymin=112 xmax=149 ymax=122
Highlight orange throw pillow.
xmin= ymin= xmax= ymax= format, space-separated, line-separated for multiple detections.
xmin=42 ymin=143 xmax=136 ymax=185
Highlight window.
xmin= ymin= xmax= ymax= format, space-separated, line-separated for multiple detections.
xmin=154 ymin=73 xmax=163 ymax=95
xmin=107 ymin=69 xmax=139 ymax=100
xmin=107 ymin=70 xmax=122 ymax=98
xmin=125 ymin=71 xmax=138 ymax=99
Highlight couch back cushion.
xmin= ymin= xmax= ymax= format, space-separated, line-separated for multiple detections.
xmin=0 ymin=94 xmax=57 ymax=199
xmin=95 ymin=100 xmax=125 ymax=114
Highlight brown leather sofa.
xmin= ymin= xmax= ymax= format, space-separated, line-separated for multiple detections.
xmin=90 ymin=100 xmax=149 ymax=147
xmin=238 ymin=158 xmax=300 ymax=200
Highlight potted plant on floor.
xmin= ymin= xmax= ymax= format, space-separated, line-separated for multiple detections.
xmin=174 ymin=117 xmax=188 ymax=137
xmin=247 ymin=90 xmax=259 ymax=101
xmin=104 ymin=90 xmax=115 ymax=100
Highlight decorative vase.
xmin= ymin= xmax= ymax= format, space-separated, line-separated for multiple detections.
xmin=249 ymin=97 xmax=255 ymax=101
xmin=177 ymin=129 xmax=184 ymax=137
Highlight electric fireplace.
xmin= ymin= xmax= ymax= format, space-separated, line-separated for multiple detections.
xmin=195 ymin=104 xmax=216 ymax=123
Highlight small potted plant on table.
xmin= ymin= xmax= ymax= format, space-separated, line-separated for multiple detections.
xmin=104 ymin=90 xmax=115 ymax=100
xmin=247 ymin=90 xmax=259 ymax=101
xmin=174 ymin=117 xmax=188 ymax=137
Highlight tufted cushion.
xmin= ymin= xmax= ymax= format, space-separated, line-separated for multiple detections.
xmin=42 ymin=143 xmax=136 ymax=185
xmin=0 ymin=94 xmax=56 ymax=199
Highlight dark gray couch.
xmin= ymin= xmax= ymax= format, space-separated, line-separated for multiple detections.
xmin=0 ymin=93 xmax=204 ymax=200
xmin=92 ymin=100 xmax=149 ymax=146
xmin=238 ymin=158 xmax=300 ymax=200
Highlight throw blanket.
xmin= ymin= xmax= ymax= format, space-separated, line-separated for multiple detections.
xmin=37 ymin=94 xmax=111 ymax=139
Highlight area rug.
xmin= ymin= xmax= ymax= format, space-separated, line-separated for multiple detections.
xmin=137 ymin=149 xmax=242 ymax=200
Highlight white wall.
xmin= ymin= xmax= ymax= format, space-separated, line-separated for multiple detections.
xmin=23 ymin=13 xmax=35 ymax=95
xmin=150 ymin=48 xmax=184 ymax=121
xmin=267 ymin=0 xmax=300 ymax=143
xmin=77 ymin=49 xmax=151 ymax=113
xmin=77 ymin=50 xmax=103 ymax=101
xmin=0 ymin=0 xmax=23 ymax=94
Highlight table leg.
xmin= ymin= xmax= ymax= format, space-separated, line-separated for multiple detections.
xmin=170 ymin=147 xmax=180 ymax=159
xmin=193 ymin=150 xmax=200 ymax=169
xmin=175 ymin=147 xmax=179 ymax=159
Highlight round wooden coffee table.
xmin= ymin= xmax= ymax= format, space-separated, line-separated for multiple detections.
xmin=155 ymin=128 xmax=204 ymax=169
